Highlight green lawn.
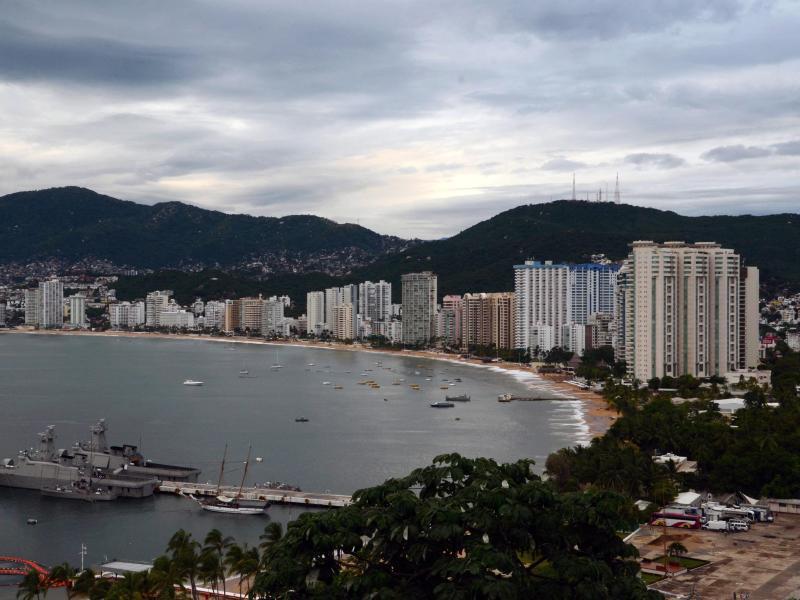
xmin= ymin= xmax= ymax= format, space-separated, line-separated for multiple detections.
xmin=650 ymin=556 xmax=709 ymax=570
xmin=641 ymin=572 xmax=665 ymax=585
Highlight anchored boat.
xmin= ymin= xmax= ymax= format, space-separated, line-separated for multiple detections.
xmin=194 ymin=444 xmax=269 ymax=516
xmin=446 ymin=394 xmax=471 ymax=402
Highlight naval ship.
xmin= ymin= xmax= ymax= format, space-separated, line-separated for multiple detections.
xmin=0 ymin=419 xmax=201 ymax=499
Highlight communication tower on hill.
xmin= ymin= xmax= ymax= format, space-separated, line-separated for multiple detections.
xmin=614 ymin=173 xmax=621 ymax=204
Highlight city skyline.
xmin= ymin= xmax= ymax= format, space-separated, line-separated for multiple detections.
xmin=2 ymin=2 xmax=799 ymax=238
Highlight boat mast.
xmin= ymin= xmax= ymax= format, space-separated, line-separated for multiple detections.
xmin=215 ymin=443 xmax=228 ymax=496
xmin=237 ymin=444 xmax=252 ymax=499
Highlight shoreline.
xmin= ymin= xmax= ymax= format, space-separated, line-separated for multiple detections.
xmin=0 ymin=328 xmax=616 ymax=439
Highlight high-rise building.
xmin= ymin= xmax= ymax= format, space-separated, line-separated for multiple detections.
xmin=588 ymin=312 xmax=614 ymax=348
xmin=145 ymin=291 xmax=171 ymax=327
xmin=306 ymin=291 xmax=326 ymax=336
xmin=0 ymin=301 xmax=6 ymax=326
xmin=616 ymin=241 xmax=760 ymax=382
xmin=39 ymin=278 xmax=64 ymax=329
xmin=192 ymin=298 xmax=205 ymax=316
xmin=440 ymin=295 xmax=464 ymax=347
xmin=569 ymin=264 xmax=618 ymax=325
xmin=514 ymin=260 xmax=570 ymax=351
xmin=461 ymin=292 xmax=516 ymax=350
xmin=159 ymin=309 xmax=195 ymax=329
xmin=401 ymin=272 xmax=437 ymax=346
xmin=239 ymin=297 xmax=265 ymax=333
xmin=24 ymin=288 xmax=40 ymax=326
xmin=68 ymin=294 xmax=87 ymax=328
xmin=111 ymin=301 xmax=146 ymax=329
xmin=562 ymin=323 xmax=592 ymax=356
xmin=325 ymin=287 xmax=344 ymax=333
xmin=224 ymin=299 xmax=240 ymax=333
xmin=739 ymin=266 xmax=760 ymax=370
xmin=262 ymin=299 xmax=285 ymax=336
xmin=332 ymin=303 xmax=354 ymax=340
xmin=203 ymin=301 xmax=226 ymax=330
xmin=359 ymin=281 xmax=392 ymax=322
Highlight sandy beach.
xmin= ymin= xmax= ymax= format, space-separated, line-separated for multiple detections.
xmin=0 ymin=327 xmax=617 ymax=439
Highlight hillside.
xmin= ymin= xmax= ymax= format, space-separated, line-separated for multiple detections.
xmin=115 ymin=201 xmax=800 ymax=308
xmin=344 ymin=201 xmax=800 ymax=299
xmin=0 ymin=187 xmax=410 ymax=274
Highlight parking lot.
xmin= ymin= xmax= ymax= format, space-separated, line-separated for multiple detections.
xmin=630 ymin=514 xmax=800 ymax=599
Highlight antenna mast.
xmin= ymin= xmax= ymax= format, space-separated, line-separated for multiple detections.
xmin=215 ymin=443 xmax=228 ymax=495
xmin=237 ymin=444 xmax=252 ymax=499
xmin=571 ymin=173 xmax=576 ymax=201
xmin=614 ymin=173 xmax=621 ymax=204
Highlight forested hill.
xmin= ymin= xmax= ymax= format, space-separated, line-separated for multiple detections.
xmin=0 ymin=187 xmax=410 ymax=273
xmin=114 ymin=200 xmax=800 ymax=307
xmin=348 ymin=200 xmax=800 ymax=297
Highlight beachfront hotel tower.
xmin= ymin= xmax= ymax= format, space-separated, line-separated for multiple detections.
xmin=615 ymin=241 xmax=760 ymax=382
xmin=513 ymin=260 xmax=570 ymax=351
xmin=401 ymin=272 xmax=438 ymax=346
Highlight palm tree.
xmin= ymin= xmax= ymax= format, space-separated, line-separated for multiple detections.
xmin=168 ymin=529 xmax=201 ymax=600
xmin=148 ymin=555 xmax=181 ymax=599
xmin=203 ymin=529 xmax=233 ymax=598
xmin=197 ymin=550 xmax=221 ymax=598
xmin=105 ymin=571 xmax=150 ymax=599
xmin=224 ymin=543 xmax=259 ymax=597
xmin=16 ymin=569 xmax=44 ymax=600
xmin=667 ymin=541 xmax=688 ymax=568
xmin=71 ymin=569 xmax=96 ymax=598
xmin=258 ymin=522 xmax=283 ymax=558
xmin=47 ymin=563 xmax=76 ymax=598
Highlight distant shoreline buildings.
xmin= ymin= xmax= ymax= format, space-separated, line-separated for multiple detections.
xmin=5 ymin=239 xmax=764 ymax=381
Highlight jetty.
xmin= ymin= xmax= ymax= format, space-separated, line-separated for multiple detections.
xmin=158 ymin=481 xmax=352 ymax=508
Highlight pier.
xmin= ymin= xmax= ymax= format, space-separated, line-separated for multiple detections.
xmin=157 ymin=482 xmax=352 ymax=508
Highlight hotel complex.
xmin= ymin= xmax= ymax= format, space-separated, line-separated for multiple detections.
xmin=17 ymin=239 xmax=761 ymax=381
xmin=615 ymin=241 xmax=759 ymax=382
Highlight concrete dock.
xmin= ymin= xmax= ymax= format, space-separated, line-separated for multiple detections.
xmin=158 ymin=481 xmax=352 ymax=508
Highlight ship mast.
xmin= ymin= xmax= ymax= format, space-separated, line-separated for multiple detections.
xmin=237 ymin=444 xmax=252 ymax=500
xmin=215 ymin=443 xmax=228 ymax=496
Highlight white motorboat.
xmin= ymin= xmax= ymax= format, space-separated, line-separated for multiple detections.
xmin=183 ymin=380 xmax=204 ymax=386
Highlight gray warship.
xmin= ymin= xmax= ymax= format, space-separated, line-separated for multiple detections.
xmin=0 ymin=419 xmax=201 ymax=499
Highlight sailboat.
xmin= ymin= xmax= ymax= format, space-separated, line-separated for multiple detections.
xmin=239 ymin=362 xmax=250 ymax=377
xmin=271 ymin=349 xmax=283 ymax=370
xmin=194 ymin=444 xmax=268 ymax=515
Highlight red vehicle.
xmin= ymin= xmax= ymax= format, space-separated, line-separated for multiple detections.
xmin=649 ymin=512 xmax=703 ymax=529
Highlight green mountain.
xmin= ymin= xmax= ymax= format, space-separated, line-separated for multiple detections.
xmin=0 ymin=187 xmax=410 ymax=273
xmin=350 ymin=200 xmax=800 ymax=298
xmin=114 ymin=200 xmax=800 ymax=308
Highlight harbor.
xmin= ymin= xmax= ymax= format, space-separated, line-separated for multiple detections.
xmin=158 ymin=481 xmax=352 ymax=508
xmin=0 ymin=334 xmax=588 ymax=570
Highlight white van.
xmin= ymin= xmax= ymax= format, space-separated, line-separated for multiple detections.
xmin=702 ymin=520 xmax=729 ymax=531
xmin=728 ymin=519 xmax=749 ymax=532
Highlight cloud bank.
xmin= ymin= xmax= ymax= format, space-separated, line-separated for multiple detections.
xmin=0 ymin=0 xmax=798 ymax=237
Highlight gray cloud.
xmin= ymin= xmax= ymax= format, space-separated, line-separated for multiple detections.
xmin=0 ymin=0 xmax=798 ymax=238
xmin=773 ymin=140 xmax=800 ymax=156
xmin=540 ymin=158 xmax=588 ymax=171
xmin=0 ymin=23 xmax=201 ymax=87
xmin=702 ymin=145 xmax=773 ymax=162
xmin=625 ymin=153 xmax=686 ymax=169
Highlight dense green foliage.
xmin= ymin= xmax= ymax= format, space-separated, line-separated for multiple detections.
xmin=547 ymin=365 xmax=800 ymax=501
xmin=253 ymin=454 xmax=657 ymax=599
xmin=31 ymin=455 xmax=661 ymax=599
xmin=0 ymin=187 xmax=404 ymax=268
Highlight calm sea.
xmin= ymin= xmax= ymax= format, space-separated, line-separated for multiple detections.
xmin=0 ymin=333 xmax=585 ymax=589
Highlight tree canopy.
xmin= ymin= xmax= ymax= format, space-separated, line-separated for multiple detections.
xmin=253 ymin=453 xmax=659 ymax=599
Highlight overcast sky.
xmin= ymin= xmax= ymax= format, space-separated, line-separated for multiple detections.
xmin=1 ymin=1 xmax=799 ymax=238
